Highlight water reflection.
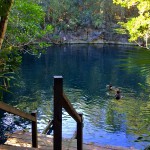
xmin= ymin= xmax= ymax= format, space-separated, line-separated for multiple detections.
xmin=1 ymin=44 xmax=150 ymax=149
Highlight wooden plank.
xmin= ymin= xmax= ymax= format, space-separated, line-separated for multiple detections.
xmin=62 ymin=93 xmax=81 ymax=123
xmin=42 ymin=120 xmax=53 ymax=134
xmin=0 ymin=102 xmax=36 ymax=122
xmin=53 ymin=76 xmax=63 ymax=150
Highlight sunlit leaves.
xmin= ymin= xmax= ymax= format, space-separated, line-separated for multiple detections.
xmin=113 ymin=0 xmax=150 ymax=49
xmin=122 ymin=15 xmax=149 ymax=42
xmin=138 ymin=1 xmax=150 ymax=14
xmin=0 ymin=0 xmax=54 ymax=99
xmin=3 ymin=0 xmax=53 ymax=50
xmin=114 ymin=0 xmax=143 ymax=8
xmin=7 ymin=0 xmax=44 ymax=45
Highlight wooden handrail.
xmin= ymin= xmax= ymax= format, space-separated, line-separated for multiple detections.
xmin=53 ymin=76 xmax=83 ymax=150
xmin=0 ymin=102 xmax=36 ymax=121
xmin=42 ymin=120 xmax=53 ymax=134
xmin=0 ymin=101 xmax=38 ymax=148
xmin=62 ymin=93 xmax=81 ymax=123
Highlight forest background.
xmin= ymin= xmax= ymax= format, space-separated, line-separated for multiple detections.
xmin=0 ymin=0 xmax=150 ymax=97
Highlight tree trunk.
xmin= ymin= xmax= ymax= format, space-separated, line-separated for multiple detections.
xmin=0 ymin=16 xmax=8 ymax=49
xmin=0 ymin=0 xmax=14 ymax=50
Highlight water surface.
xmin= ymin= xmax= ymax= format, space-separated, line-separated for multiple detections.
xmin=1 ymin=44 xmax=150 ymax=149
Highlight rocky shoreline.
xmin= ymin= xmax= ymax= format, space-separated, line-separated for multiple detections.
xmin=44 ymin=27 xmax=137 ymax=46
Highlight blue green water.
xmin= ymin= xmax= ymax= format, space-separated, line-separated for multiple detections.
xmin=1 ymin=44 xmax=150 ymax=149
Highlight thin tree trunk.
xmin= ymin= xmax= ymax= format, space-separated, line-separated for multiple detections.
xmin=0 ymin=0 xmax=14 ymax=50
xmin=0 ymin=16 xmax=8 ymax=49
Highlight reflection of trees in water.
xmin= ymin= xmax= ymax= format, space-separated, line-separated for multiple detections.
xmin=109 ymin=97 xmax=150 ymax=143
xmin=120 ymin=48 xmax=150 ymax=106
xmin=0 ymin=49 xmax=22 ymax=100
xmin=64 ymin=84 xmax=150 ymax=146
xmin=1 ymin=45 xmax=150 ymax=147
xmin=120 ymin=49 xmax=150 ymax=90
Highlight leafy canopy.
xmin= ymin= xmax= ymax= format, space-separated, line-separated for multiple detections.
xmin=0 ymin=0 xmax=13 ymax=16
xmin=0 ymin=0 xmax=53 ymax=97
xmin=3 ymin=0 xmax=53 ymax=50
xmin=113 ymin=0 xmax=150 ymax=49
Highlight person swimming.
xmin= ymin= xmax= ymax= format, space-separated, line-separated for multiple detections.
xmin=115 ymin=89 xmax=121 ymax=100
xmin=107 ymin=84 xmax=114 ymax=90
xmin=106 ymin=84 xmax=122 ymax=100
xmin=108 ymin=84 xmax=113 ymax=90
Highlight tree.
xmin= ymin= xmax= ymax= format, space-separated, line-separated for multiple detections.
xmin=0 ymin=0 xmax=53 ymax=99
xmin=0 ymin=0 xmax=14 ymax=49
xmin=2 ymin=0 xmax=53 ymax=51
xmin=113 ymin=0 xmax=150 ymax=49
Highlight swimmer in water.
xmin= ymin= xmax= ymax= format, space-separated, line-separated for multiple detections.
xmin=106 ymin=84 xmax=114 ymax=90
xmin=115 ymin=89 xmax=121 ymax=100
xmin=108 ymin=84 xmax=113 ymax=90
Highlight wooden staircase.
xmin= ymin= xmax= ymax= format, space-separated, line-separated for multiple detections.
xmin=0 ymin=76 xmax=137 ymax=150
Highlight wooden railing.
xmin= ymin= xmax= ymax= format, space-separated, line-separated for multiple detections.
xmin=0 ymin=101 xmax=38 ymax=148
xmin=53 ymin=76 xmax=83 ymax=150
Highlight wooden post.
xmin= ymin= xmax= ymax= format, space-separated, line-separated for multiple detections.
xmin=77 ymin=113 xmax=83 ymax=150
xmin=31 ymin=112 xmax=38 ymax=148
xmin=53 ymin=76 xmax=63 ymax=150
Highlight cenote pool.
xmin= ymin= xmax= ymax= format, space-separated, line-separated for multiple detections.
xmin=0 ymin=44 xmax=150 ymax=149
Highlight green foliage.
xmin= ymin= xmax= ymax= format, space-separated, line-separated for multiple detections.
xmin=0 ymin=0 xmax=13 ymax=16
xmin=48 ymin=0 xmax=138 ymax=32
xmin=2 ymin=0 xmax=53 ymax=50
xmin=92 ymin=14 xmax=103 ymax=28
xmin=113 ymin=0 xmax=150 ymax=49
xmin=0 ymin=49 xmax=22 ymax=100
xmin=124 ymin=15 xmax=149 ymax=42
xmin=48 ymin=0 xmax=105 ymax=29
xmin=48 ymin=0 xmax=77 ymax=29
xmin=0 ymin=0 xmax=54 ymax=99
